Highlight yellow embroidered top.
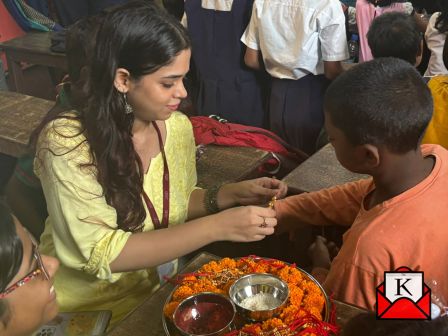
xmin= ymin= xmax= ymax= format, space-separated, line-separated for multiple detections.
xmin=35 ymin=112 xmax=197 ymax=327
xmin=422 ymin=76 xmax=448 ymax=148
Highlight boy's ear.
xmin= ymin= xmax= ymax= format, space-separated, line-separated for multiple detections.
xmin=114 ymin=68 xmax=131 ymax=93
xmin=359 ymin=144 xmax=380 ymax=170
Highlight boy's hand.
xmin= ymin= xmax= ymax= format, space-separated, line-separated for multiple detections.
xmin=308 ymin=235 xmax=333 ymax=269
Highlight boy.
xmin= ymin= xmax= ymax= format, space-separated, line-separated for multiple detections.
xmin=367 ymin=12 xmax=423 ymax=66
xmin=241 ymin=0 xmax=349 ymax=154
xmin=275 ymin=58 xmax=448 ymax=310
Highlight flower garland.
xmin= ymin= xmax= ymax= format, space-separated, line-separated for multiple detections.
xmin=163 ymin=256 xmax=339 ymax=336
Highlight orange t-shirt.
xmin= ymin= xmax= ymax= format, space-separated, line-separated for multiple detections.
xmin=276 ymin=144 xmax=448 ymax=310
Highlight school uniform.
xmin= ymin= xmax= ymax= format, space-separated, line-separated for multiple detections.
xmin=241 ymin=0 xmax=348 ymax=154
xmin=184 ymin=0 xmax=268 ymax=127
xmin=424 ymin=12 xmax=448 ymax=77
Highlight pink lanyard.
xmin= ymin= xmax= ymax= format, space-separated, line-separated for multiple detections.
xmin=142 ymin=121 xmax=170 ymax=230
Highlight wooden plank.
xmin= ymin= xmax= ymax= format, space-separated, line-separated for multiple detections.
xmin=283 ymin=144 xmax=368 ymax=194
xmin=196 ymin=145 xmax=271 ymax=189
xmin=0 ymin=91 xmax=53 ymax=157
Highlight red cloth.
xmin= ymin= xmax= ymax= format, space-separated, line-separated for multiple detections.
xmin=0 ymin=2 xmax=25 ymax=70
xmin=190 ymin=116 xmax=297 ymax=158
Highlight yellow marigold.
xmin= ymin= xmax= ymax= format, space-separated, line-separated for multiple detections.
xmin=261 ymin=318 xmax=285 ymax=331
xmin=163 ymin=301 xmax=179 ymax=319
xmin=172 ymin=285 xmax=194 ymax=301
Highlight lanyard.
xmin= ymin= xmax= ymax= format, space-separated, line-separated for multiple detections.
xmin=142 ymin=121 xmax=170 ymax=230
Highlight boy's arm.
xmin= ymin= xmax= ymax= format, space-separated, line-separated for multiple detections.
xmin=244 ymin=47 xmax=262 ymax=70
xmin=324 ymin=61 xmax=345 ymax=80
xmin=275 ymin=178 xmax=372 ymax=233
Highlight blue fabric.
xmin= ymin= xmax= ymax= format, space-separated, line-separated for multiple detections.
xmin=53 ymin=0 xmax=128 ymax=27
xmin=269 ymin=75 xmax=330 ymax=155
xmin=3 ymin=0 xmax=32 ymax=31
xmin=26 ymin=0 xmax=49 ymax=16
xmin=185 ymin=0 xmax=268 ymax=128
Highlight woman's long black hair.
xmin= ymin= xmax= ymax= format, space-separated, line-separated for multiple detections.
xmin=435 ymin=0 xmax=448 ymax=33
xmin=0 ymin=202 xmax=23 ymax=325
xmin=84 ymin=1 xmax=190 ymax=232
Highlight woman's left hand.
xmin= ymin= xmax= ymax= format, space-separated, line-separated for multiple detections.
xmin=222 ymin=177 xmax=288 ymax=207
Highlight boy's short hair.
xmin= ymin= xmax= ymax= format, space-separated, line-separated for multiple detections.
xmin=324 ymin=58 xmax=433 ymax=154
xmin=367 ymin=12 xmax=422 ymax=65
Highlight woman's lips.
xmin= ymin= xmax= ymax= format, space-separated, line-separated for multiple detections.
xmin=167 ymin=104 xmax=179 ymax=111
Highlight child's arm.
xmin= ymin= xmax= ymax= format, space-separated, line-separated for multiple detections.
xmin=275 ymin=178 xmax=372 ymax=233
xmin=324 ymin=61 xmax=345 ymax=80
xmin=244 ymin=47 xmax=262 ymax=70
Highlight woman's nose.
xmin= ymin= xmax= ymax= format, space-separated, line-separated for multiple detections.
xmin=176 ymin=81 xmax=188 ymax=99
xmin=41 ymin=255 xmax=60 ymax=279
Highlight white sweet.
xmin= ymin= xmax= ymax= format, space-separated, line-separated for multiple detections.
xmin=240 ymin=293 xmax=281 ymax=311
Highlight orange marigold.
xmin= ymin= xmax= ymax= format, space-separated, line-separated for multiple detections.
xmin=261 ymin=318 xmax=285 ymax=331
xmin=172 ymin=285 xmax=194 ymax=301
xmin=289 ymin=286 xmax=304 ymax=307
xmin=163 ymin=301 xmax=179 ymax=319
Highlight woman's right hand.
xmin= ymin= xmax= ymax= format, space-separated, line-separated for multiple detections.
xmin=211 ymin=206 xmax=277 ymax=242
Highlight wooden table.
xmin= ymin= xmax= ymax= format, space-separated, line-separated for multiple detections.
xmin=0 ymin=91 xmax=53 ymax=157
xmin=0 ymin=32 xmax=67 ymax=93
xmin=108 ymin=252 xmax=365 ymax=336
xmin=283 ymin=144 xmax=368 ymax=194
xmin=196 ymin=145 xmax=271 ymax=189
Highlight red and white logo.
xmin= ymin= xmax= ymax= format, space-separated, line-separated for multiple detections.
xmin=376 ymin=266 xmax=431 ymax=320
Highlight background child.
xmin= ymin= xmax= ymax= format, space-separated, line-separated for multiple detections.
xmin=356 ymin=0 xmax=414 ymax=62
xmin=422 ymin=33 xmax=448 ymax=147
xmin=241 ymin=0 xmax=348 ymax=154
xmin=367 ymin=12 xmax=423 ymax=66
xmin=275 ymin=58 xmax=448 ymax=310
xmin=424 ymin=1 xmax=448 ymax=76
xmin=184 ymin=0 xmax=268 ymax=127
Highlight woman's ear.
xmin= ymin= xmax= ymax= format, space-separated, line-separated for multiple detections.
xmin=114 ymin=68 xmax=131 ymax=93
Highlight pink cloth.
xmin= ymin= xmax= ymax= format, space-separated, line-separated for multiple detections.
xmin=356 ymin=0 xmax=410 ymax=62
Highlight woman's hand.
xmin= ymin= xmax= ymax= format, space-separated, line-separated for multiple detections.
xmin=211 ymin=206 xmax=277 ymax=242
xmin=219 ymin=177 xmax=288 ymax=208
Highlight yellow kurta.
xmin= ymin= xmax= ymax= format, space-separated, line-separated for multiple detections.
xmin=422 ymin=76 xmax=448 ymax=148
xmin=35 ymin=112 xmax=197 ymax=327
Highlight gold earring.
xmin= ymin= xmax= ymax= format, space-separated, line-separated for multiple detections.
xmin=123 ymin=93 xmax=133 ymax=114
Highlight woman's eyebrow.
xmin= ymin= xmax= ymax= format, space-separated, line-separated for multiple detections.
xmin=161 ymin=74 xmax=183 ymax=79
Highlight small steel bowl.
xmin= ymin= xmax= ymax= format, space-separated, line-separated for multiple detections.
xmin=229 ymin=273 xmax=289 ymax=322
xmin=173 ymin=292 xmax=236 ymax=336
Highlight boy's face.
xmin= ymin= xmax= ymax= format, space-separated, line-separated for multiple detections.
xmin=324 ymin=111 xmax=377 ymax=174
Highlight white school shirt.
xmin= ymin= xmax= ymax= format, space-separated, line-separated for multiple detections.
xmin=425 ymin=12 xmax=448 ymax=77
xmin=241 ymin=0 xmax=349 ymax=80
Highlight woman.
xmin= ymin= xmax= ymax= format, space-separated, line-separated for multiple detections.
xmin=424 ymin=0 xmax=448 ymax=76
xmin=34 ymin=0 xmax=286 ymax=327
xmin=0 ymin=202 xmax=59 ymax=336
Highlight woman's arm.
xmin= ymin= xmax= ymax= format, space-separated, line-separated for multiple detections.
xmin=110 ymin=205 xmax=277 ymax=272
xmin=187 ymin=178 xmax=288 ymax=220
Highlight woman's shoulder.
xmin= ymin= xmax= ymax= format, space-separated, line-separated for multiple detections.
xmin=37 ymin=112 xmax=89 ymax=157
xmin=167 ymin=111 xmax=193 ymax=135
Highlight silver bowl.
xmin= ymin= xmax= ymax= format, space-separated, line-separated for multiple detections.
xmin=173 ymin=292 xmax=236 ymax=336
xmin=229 ymin=273 xmax=289 ymax=322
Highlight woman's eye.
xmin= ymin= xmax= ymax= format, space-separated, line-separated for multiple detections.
xmin=162 ymin=83 xmax=174 ymax=89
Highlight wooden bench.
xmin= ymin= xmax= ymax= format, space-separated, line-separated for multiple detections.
xmin=283 ymin=143 xmax=368 ymax=194
xmin=0 ymin=90 xmax=53 ymax=157
xmin=0 ymin=32 xmax=67 ymax=93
